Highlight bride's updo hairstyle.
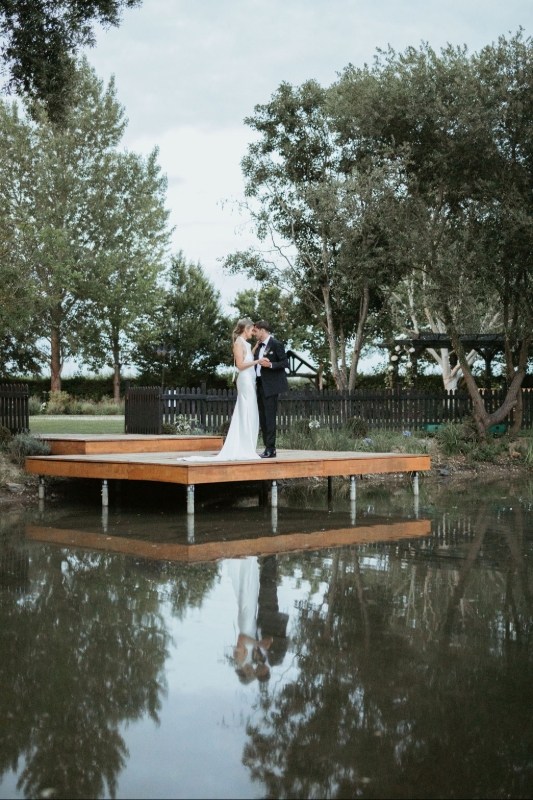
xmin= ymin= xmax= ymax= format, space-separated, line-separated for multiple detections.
xmin=233 ymin=318 xmax=254 ymax=342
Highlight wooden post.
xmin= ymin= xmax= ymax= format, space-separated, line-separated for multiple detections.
xmin=187 ymin=484 xmax=195 ymax=514
xmin=101 ymin=479 xmax=109 ymax=507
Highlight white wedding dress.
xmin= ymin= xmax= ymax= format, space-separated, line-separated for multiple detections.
xmin=181 ymin=337 xmax=260 ymax=461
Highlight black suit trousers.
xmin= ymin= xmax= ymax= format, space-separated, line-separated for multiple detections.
xmin=257 ymin=378 xmax=278 ymax=449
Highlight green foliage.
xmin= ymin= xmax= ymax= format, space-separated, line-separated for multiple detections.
xmin=161 ymin=416 xmax=202 ymax=435
xmin=0 ymin=425 xmax=13 ymax=450
xmin=8 ymin=434 xmax=50 ymax=466
xmin=344 ymin=416 xmax=368 ymax=438
xmin=134 ymin=252 xmax=231 ymax=387
xmin=0 ymin=0 xmax=141 ymax=123
xmin=277 ymin=425 xmax=428 ymax=454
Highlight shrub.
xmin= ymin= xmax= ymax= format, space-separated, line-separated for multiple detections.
xmin=219 ymin=419 xmax=231 ymax=437
xmin=344 ymin=416 xmax=368 ymax=438
xmin=8 ymin=434 xmax=51 ymax=467
xmin=28 ymin=395 xmax=42 ymax=415
xmin=0 ymin=426 xmax=13 ymax=450
xmin=436 ymin=422 xmax=471 ymax=456
xmin=161 ymin=415 xmax=202 ymax=435
xmin=45 ymin=390 xmax=71 ymax=414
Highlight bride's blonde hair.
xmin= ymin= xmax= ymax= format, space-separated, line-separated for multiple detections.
xmin=233 ymin=318 xmax=254 ymax=342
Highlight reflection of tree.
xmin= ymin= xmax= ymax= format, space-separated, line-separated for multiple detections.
xmin=0 ymin=538 xmax=218 ymax=799
xmin=243 ymin=510 xmax=533 ymax=798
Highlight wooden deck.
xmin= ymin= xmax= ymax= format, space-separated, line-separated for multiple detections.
xmin=26 ymin=519 xmax=431 ymax=563
xmin=26 ymin=449 xmax=430 ymax=484
xmin=37 ymin=433 xmax=223 ymax=455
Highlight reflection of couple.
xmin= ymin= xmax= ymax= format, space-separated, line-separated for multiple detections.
xmin=228 ymin=556 xmax=289 ymax=684
xmin=182 ymin=319 xmax=289 ymax=462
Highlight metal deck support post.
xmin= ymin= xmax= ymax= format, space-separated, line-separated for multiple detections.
xmin=102 ymin=507 xmax=108 ymax=534
xmin=187 ymin=514 xmax=195 ymax=543
xmin=414 ymin=494 xmax=419 ymax=519
xmin=187 ymin=484 xmax=195 ymax=515
xmin=328 ymin=476 xmax=333 ymax=504
xmin=38 ymin=476 xmax=45 ymax=500
xmin=413 ymin=471 xmax=419 ymax=497
xmin=101 ymin=479 xmax=109 ymax=507
xmin=349 ymin=475 xmax=356 ymax=502
xmin=271 ymin=506 xmax=278 ymax=533
xmin=271 ymin=480 xmax=278 ymax=508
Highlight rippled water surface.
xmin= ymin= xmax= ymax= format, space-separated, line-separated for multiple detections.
xmin=1 ymin=478 xmax=533 ymax=799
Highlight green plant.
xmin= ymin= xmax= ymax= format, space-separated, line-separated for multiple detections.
xmin=219 ymin=419 xmax=231 ymax=437
xmin=161 ymin=422 xmax=178 ymax=435
xmin=28 ymin=395 xmax=42 ymax=415
xmin=8 ymin=434 xmax=51 ymax=467
xmin=344 ymin=416 xmax=368 ymax=438
xmin=522 ymin=440 xmax=533 ymax=467
xmin=436 ymin=422 xmax=472 ymax=456
xmin=45 ymin=390 xmax=71 ymax=414
xmin=0 ymin=426 xmax=13 ymax=450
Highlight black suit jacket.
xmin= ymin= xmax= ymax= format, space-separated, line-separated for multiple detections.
xmin=256 ymin=337 xmax=289 ymax=398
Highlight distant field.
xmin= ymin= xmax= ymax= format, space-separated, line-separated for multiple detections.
xmin=30 ymin=416 xmax=125 ymax=434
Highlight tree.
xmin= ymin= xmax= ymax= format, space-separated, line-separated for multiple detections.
xmin=134 ymin=252 xmax=231 ymax=387
xmin=335 ymin=32 xmax=533 ymax=434
xmin=0 ymin=0 xmax=141 ymax=123
xmin=78 ymin=149 xmax=171 ymax=402
xmin=225 ymin=80 xmax=404 ymax=390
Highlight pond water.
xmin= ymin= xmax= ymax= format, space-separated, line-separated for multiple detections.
xmin=1 ymin=477 xmax=533 ymax=799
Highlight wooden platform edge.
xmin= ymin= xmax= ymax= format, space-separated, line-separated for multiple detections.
xmin=25 ymin=453 xmax=431 ymax=484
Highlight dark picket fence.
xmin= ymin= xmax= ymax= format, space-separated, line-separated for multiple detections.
xmin=0 ymin=384 xmax=29 ymax=434
xmin=125 ymin=384 xmax=533 ymax=434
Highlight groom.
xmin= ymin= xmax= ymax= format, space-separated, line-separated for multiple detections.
xmin=253 ymin=320 xmax=289 ymax=458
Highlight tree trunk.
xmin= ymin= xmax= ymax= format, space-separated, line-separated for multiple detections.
xmin=112 ymin=337 xmax=121 ymax=405
xmin=50 ymin=306 xmax=62 ymax=392
xmin=448 ymin=319 xmax=530 ymax=437
xmin=348 ymin=286 xmax=370 ymax=392
xmin=322 ymin=284 xmax=346 ymax=390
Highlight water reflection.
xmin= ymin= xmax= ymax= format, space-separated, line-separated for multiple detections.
xmin=1 ymin=481 xmax=533 ymax=798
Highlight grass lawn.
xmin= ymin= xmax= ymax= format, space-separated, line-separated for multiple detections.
xmin=30 ymin=416 xmax=125 ymax=434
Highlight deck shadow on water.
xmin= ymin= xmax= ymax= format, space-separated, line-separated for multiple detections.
xmin=1 ymin=480 xmax=533 ymax=798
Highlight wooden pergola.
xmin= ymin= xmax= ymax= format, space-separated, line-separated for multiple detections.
xmin=378 ymin=333 xmax=513 ymax=387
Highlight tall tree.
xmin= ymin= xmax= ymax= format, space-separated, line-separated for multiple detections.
xmin=335 ymin=32 xmax=533 ymax=434
xmin=0 ymin=0 xmax=141 ymax=123
xmin=79 ymin=148 xmax=171 ymax=402
xmin=225 ymin=81 xmax=403 ymax=390
xmin=134 ymin=252 xmax=231 ymax=388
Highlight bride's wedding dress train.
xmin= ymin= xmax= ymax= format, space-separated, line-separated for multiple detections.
xmin=181 ymin=338 xmax=260 ymax=461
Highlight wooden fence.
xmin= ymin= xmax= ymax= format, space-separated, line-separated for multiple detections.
xmin=125 ymin=384 xmax=533 ymax=434
xmin=0 ymin=384 xmax=29 ymax=434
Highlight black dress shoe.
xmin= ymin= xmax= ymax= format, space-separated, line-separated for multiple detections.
xmin=260 ymin=449 xmax=277 ymax=458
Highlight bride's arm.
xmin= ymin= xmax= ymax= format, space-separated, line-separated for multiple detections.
xmin=234 ymin=339 xmax=259 ymax=370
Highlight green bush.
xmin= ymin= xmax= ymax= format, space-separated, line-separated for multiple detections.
xmin=219 ymin=419 xmax=231 ymax=437
xmin=28 ymin=395 xmax=43 ymax=415
xmin=344 ymin=416 xmax=368 ymax=438
xmin=0 ymin=426 xmax=13 ymax=450
xmin=45 ymin=390 xmax=71 ymax=414
xmin=436 ymin=422 xmax=473 ymax=456
xmin=8 ymin=434 xmax=51 ymax=467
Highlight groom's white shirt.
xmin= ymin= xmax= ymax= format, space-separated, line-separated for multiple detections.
xmin=256 ymin=334 xmax=271 ymax=376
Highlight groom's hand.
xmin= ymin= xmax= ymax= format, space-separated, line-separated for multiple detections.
xmin=259 ymin=358 xmax=272 ymax=367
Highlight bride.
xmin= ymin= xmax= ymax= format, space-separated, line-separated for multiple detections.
xmin=181 ymin=318 xmax=264 ymax=461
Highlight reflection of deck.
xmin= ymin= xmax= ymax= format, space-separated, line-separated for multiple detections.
xmin=26 ymin=449 xmax=430 ymax=484
xmin=26 ymin=519 xmax=431 ymax=563
xmin=37 ymin=433 xmax=223 ymax=455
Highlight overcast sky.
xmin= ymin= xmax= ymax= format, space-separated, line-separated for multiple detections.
xmin=86 ymin=0 xmax=532 ymax=311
